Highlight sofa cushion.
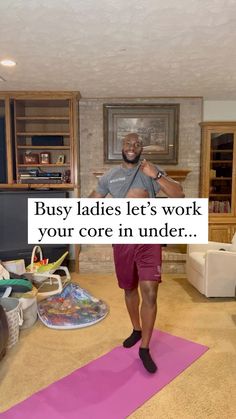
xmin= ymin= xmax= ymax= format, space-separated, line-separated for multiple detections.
xmin=188 ymin=252 xmax=205 ymax=276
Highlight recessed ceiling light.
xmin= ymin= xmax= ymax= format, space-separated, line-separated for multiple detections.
xmin=0 ymin=59 xmax=17 ymax=67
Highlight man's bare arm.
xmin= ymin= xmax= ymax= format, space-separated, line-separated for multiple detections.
xmin=88 ymin=191 xmax=106 ymax=198
xmin=140 ymin=159 xmax=185 ymax=198
xmin=155 ymin=176 xmax=185 ymax=198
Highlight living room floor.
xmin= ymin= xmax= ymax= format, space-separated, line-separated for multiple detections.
xmin=0 ymin=272 xmax=235 ymax=418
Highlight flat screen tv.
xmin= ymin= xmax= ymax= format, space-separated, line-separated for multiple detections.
xmin=0 ymin=190 xmax=69 ymax=264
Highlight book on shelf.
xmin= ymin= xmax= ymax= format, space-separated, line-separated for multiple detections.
xmin=209 ymin=200 xmax=231 ymax=213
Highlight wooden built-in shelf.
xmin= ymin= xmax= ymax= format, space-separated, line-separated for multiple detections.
xmin=211 ymin=177 xmax=232 ymax=180
xmin=16 ymin=116 xmax=70 ymax=121
xmin=211 ymin=149 xmax=233 ymax=153
xmin=18 ymin=163 xmax=70 ymax=167
xmin=0 ymin=183 xmax=75 ymax=189
xmin=17 ymin=146 xmax=70 ymax=150
xmin=211 ymin=160 xmax=232 ymax=164
xmin=209 ymin=194 xmax=231 ymax=197
xmin=16 ymin=132 xmax=70 ymax=136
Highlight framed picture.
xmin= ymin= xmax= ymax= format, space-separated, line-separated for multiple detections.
xmin=40 ymin=152 xmax=50 ymax=164
xmin=24 ymin=152 xmax=39 ymax=164
xmin=56 ymin=154 xmax=65 ymax=165
xmin=104 ymin=104 xmax=179 ymax=164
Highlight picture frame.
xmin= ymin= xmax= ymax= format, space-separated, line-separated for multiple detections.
xmin=103 ymin=104 xmax=179 ymax=164
xmin=24 ymin=152 xmax=39 ymax=164
xmin=40 ymin=152 xmax=50 ymax=164
xmin=56 ymin=154 xmax=65 ymax=165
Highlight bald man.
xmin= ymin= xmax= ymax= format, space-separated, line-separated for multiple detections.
xmin=90 ymin=133 xmax=184 ymax=373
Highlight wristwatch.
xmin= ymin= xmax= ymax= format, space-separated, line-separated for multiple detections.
xmin=153 ymin=171 xmax=162 ymax=180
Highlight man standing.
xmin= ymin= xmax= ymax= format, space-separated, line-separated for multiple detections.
xmin=89 ymin=133 xmax=184 ymax=373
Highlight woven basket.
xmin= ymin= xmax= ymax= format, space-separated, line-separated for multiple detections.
xmin=0 ymin=298 xmax=23 ymax=348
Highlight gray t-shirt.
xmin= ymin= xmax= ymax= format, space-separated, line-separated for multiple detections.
xmin=96 ymin=164 xmax=165 ymax=198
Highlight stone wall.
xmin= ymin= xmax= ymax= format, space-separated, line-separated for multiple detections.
xmin=78 ymin=97 xmax=202 ymax=272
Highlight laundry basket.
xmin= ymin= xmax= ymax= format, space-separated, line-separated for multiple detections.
xmin=0 ymin=298 xmax=23 ymax=348
xmin=0 ymin=304 xmax=9 ymax=360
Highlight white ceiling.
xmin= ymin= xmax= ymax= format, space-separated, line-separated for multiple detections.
xmin=0 ymin=0 xmax=236 ymax=99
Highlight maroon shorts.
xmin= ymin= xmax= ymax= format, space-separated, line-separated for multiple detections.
xmin=113 ymin=244 xmax=162 ymax=290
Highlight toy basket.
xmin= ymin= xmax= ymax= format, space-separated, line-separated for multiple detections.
xmin=27 ymin=245 xmax=46 ymax=273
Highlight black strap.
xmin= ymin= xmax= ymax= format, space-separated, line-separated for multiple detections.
xmin=121 ymin=163 xmax=141 ymax=198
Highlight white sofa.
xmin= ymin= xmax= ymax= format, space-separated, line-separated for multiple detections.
xmin=186 ymin=234 xmax=236 ymax=297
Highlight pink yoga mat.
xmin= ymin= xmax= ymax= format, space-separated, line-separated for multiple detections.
xmin=1 ymin=330 xmax=208 ymax=419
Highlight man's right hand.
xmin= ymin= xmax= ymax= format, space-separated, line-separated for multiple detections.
xmin=139 ymin=159 xmax=159 ymax=179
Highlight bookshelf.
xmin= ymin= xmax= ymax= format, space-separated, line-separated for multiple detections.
xmin=0 ymin=92 xmax=79 ymax=190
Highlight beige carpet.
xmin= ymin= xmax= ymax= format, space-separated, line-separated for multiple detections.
xmin=0 ymin=273 xmax=236 ymax=419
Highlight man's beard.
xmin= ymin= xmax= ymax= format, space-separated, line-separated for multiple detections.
xmin=122 ymin=150 xmax=142 ymax=165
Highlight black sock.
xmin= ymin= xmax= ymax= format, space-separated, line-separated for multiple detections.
xmin=123 ymin=329 xmax=142 ymax=348
xmin=139 ymin=347 xmax=157 ymax=373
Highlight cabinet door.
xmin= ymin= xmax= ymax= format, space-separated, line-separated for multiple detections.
xmin=0 ymin=100 xmax=7 ymax=183
xmin=209 ymin=224 xmax=232 ymax=242
xmin=0 ymin=98 xmax=13 ymax=184
xmin=208 ymin=129 xmax=235 ymax=215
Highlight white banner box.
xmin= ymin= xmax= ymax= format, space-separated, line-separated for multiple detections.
xmin=28 ymin=198 xmax=208 ymax=245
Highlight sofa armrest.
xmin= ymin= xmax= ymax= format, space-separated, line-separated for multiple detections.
xmin=188 ymin=242 xmax=231 ymax=254
xmin=204 ymin=250 xmax=236 ymax=297
xmin=207 ymin=241 xmax=231 ymax=250
xmin=206 ymin=250 xmax=236 ymax=271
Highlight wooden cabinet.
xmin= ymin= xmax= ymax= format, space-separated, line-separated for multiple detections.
xmin=0 ymin=92 xmax=79 ymax=190
xmin=200 ymin=122 xmax=236 ymax=242
xmin=0 ymin=97 xmax=12 ymax=185
xmin=0 ymin=99 xmax=7 ymax=183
